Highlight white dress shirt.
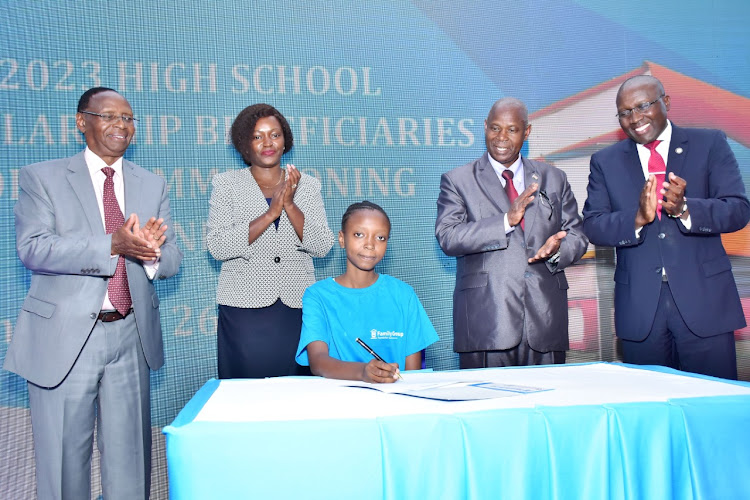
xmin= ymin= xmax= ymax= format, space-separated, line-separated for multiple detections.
xmin=84 ymin=148 xmax=158 ymax=311
xmin=634 ymin=120 xmax=691 ymax=237
xmin=488 ymin=152 xmax=524 ymax=234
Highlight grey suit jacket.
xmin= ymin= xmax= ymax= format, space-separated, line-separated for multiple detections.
xmin=4 ymin=151 xmax=182 ymax=388
xmin=206 ymin=168 xmax=334 ymax=309
xmin=436 ymin=154 xmax=588 ymax=353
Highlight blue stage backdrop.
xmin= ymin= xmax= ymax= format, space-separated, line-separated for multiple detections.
xmin=1 ymin=1 xmax=749 ymax=498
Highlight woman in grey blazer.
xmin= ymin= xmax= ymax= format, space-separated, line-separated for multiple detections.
xmin=207 ymin=104 xmax=334 ymax=378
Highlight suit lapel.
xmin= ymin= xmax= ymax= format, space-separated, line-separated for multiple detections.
xmin=67 ymin=152 xmax=105 ymax=234
xmin=622 ymin=140 xmax=646 ymax=197
xmin=123 ymin=160 xmax=142 ymax=219
xmin=522 ymin=158 xmax=540 ymax=236
xmin=475 ymin=153 xmax=510 ymax=213
xmin=666 ymin=125 xmax=688 ymax=179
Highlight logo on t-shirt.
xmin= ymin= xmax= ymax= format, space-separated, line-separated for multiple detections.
xmin=370 ymin=329 xmax=404 ymax=340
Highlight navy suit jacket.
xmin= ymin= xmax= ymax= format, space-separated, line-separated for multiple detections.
xmin=583 ymin=125 xmax=750 ymax=341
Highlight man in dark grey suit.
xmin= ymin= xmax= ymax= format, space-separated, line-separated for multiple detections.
xmin=436 ymin=98 xmax=588 ymax=369
xmin=4 ymin=87 xmax=182 ymax=498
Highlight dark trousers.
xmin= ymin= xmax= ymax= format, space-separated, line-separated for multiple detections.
xmin=620 ymin=282 xmax=737 ymax=380
xmin=459 ymin=331 xmax=565 ymax=369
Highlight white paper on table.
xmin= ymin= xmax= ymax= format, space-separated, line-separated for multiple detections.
xmin=194 ymin=364 xmax=750 ymax=423
xmin=345 ymin=378 xmax=551 ymax=401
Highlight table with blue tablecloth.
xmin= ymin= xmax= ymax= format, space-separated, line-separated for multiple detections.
xmin=164 ymin=363 xmax=750 ymax=499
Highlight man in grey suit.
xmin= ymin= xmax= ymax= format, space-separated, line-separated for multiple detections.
xmin=436 ymin=98 xmax=588 ymax=368
xmin=4 ymin=87 xmax=182 ymax=498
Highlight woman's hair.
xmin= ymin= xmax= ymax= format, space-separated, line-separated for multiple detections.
xmin=341 ymin=200 xmax=391 ymax=234
xmin=230 ymin=103 xmax=294 ymax=164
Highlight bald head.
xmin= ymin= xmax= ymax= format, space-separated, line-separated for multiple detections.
xmin=488 ymin=97 xmax=529 ymax=128
xmin=616 ymin=75 xmax=665 ymax=104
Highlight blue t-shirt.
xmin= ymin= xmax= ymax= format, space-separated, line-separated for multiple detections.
xmin=296 ymin=274 xmax=439 ymax=369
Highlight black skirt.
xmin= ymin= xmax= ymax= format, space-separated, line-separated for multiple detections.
xmin=217 ymin=299 xmax=311 ymax=379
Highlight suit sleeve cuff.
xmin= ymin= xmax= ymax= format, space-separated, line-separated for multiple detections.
xmin=143 ymin=258 xmax=160 ymax=280
xmin=503 ymin=214 xmax=514 ymax=235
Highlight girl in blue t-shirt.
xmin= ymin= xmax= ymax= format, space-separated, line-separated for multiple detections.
xmin=296 ymin=201 xmax=438 ymax=383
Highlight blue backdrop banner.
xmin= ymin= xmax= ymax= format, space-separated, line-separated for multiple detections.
xmin=1 ymin=2 xmax=749 ymax=498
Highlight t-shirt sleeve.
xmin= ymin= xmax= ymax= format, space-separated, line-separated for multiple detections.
xmin=295 ymin=286 xmax=331 ymax=366
xmin=405 ymin=289 xmax=439 ymax=356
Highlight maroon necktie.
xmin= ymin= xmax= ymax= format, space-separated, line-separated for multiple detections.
xmin=102 ymin=167 xmax=132 ymax=315
xmin=502 ymin=169 xmax=523 ymax=230
xmin=645 ymin=141 xmax=666 ymax=220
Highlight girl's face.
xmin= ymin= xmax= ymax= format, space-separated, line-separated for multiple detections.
xmin=339 ymin=209 xmax=390 ymax=273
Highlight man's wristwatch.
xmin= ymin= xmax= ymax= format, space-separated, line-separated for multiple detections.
xmin=668 ymin=197 xmax=688 ymax=218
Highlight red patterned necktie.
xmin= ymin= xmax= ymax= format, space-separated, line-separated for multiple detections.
xmin=102 ymin=167 xmax=132 ymax=315
xmin=502 ymin=169 xmax=523 ymax=230
xmin=645 ymin=140 xmax=666 ymax=220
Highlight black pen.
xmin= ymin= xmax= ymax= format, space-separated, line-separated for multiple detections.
xmin=355 ymin=337 xmax=403 ymax=380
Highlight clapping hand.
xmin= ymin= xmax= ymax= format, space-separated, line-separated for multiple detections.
xmin=661 ymin=172 xmax=688 ymax=218
xmin=507 ymin=183 xmax=538 ymax=227
xmin=111 ymin=214 xmax=161 ymax=261
xmin=529 ymin=231 xmax=567 ymax=263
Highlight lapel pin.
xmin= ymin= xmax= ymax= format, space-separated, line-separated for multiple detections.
xmin=675 ymin=147 xmax=683 ymax=154
xmin=531 ymin=173 xmax=539 ymax=180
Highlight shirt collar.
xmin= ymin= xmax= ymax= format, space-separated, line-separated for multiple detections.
xmin=656 ymin=119 xmax=672 ymax=143
xmin=487 ymin=151 xmax=523 ymax=179
xmin=84 ymin=147 xmax=124 ymax=176
xmin=636 ymin=120 xmax=672 ymax=149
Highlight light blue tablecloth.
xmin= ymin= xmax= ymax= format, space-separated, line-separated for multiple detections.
xmin=164 ymin=364 xmax=750 ymax=499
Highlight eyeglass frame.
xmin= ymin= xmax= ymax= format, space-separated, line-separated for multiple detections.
xmin=615 ymin=95 xmax=665 ymax=120
xmin=79 ymin=110 xmax=139 ymax=124
xmin=538 ymin=190 xmax=554 ymax=221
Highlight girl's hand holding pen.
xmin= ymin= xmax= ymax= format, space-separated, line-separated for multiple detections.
xmin=362 ymin=359 xmax=401 ymax=384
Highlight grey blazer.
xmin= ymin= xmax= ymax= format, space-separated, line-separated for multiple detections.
xmin=436 ymin=154 xmax=588 ymax=353
xmin=206 ymin=168 xmax=334 ymax=309
xmin=4 ymin=152 xmax=183 ymax=388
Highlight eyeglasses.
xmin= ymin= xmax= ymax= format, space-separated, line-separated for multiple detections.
xmin=616 ymin=95 xmax=664 ymax=119
xmin=539 ymin=190 xmax=554 ymax=221
xmin=79 ymin=111 xmax=138 ymax=124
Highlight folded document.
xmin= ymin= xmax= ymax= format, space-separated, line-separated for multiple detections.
xmin=346 ymin=380 xmax=551 ymax=401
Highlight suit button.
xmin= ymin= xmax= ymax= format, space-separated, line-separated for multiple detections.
xmin=658 ymin=233 xmax=666 ymax=239
xmin=274 ymin=256 xmax=281 ymax=263
xmin=90 ymin=313 xmax=96 ymax=319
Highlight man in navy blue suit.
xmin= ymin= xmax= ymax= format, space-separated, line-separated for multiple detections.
xmin=583 ymin=75 xmax=749 ymax=379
